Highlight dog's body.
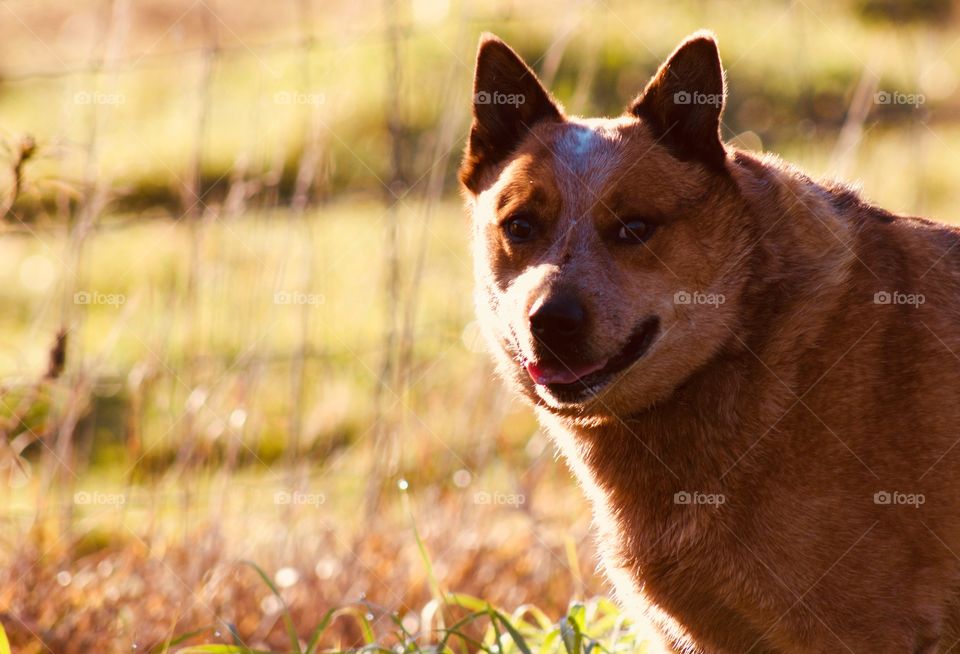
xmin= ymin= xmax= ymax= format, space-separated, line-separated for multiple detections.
xmin=538 ymin=158 xmax=960 ymax=652
xmin=460 ymin=31 xmax=960 ymax=653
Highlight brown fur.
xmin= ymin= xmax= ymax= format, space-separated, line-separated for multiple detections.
xmin=461 ymin=31 xmax=960 ymax=653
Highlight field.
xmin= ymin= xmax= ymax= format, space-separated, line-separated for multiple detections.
xmin=2 ymin=0 xmax=960 ymax=652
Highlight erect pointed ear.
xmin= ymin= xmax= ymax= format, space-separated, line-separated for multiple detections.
xmin=628 ymin=31 xmax=727 ymax=171
xmin=459 ymin=34 xmax=563 ymax=193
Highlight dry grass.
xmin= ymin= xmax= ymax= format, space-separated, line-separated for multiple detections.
xmin=2 ymin=474 xmax=622 ymax=652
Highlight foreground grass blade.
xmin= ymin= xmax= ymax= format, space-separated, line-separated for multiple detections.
xmin=560 ymin=615 xmax=582 ymax=654
xmin=489 ymin=608 xmax=504 ymax=652
xmin=0 ymin=621 xmax=10 ymax=654
xmin=437 ymin=609 xmax=491 ymax=652
xmin=437 ymin=594 xmax=533 ymax=654
xmin=400 ymin=481 xmax=444 ymax=603
xmin=491 ymin=610 xmax=532 ymax=654
xmin=510 ymin=605 xmax=553 ymax=632
xmin=304 ymin=608 xmax=337 ymax=654
xmin=241 ymin=560 xmax=303 ymax=654
xmin=442 ymin=593 xmax=490 ymax=612
xmin=537 ymin=628 xmax=560 ymax=654
xmin=335 ymin=607 xmax=376 ymax=644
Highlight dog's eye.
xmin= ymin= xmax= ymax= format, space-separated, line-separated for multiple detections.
xmin=616 ymin=220 xmax=655 ymax=244
xmin=503 ymin=215 xmax=536 ymax=243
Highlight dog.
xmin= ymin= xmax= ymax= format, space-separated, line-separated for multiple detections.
xmin=460 ymin=30 xmax=960 ymax=653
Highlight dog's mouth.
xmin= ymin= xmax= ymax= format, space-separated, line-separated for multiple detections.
xmin=521 ymin=316 xmax=660 ymax=403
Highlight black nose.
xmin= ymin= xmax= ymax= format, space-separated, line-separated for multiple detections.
xmin=529 ymin=293 xmax=587 ymax=350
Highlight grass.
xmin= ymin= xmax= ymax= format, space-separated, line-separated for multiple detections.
xmin=142 ymin=485 xmax=657 ymax=653
xmin=4 ymin=553 xmax=655 ymax=653
xmin=2 ymin=199 xmax=491 ymax=466
xmin=2 ymin=0 xmax=960 ymax=211
xmin=164 ymin=594 xmax=651 ymax=653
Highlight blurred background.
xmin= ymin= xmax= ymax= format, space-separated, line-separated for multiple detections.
xmin=2 ymin=0 xmax=960 ymax=651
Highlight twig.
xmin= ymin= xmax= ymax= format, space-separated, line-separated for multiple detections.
xmin=0 ymin=135 xmax=36 ymax=221
xmin=366 ymin=0 xmax=405 ymax=514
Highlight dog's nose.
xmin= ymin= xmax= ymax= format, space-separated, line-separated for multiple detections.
xmin=529 ymin=293 xmax=587 ymax=349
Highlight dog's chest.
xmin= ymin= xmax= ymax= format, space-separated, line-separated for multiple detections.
xmin=544 ymin=418 xmax=773 ymax=650
xmin=595 ymin=490 xmax=779 ymax=651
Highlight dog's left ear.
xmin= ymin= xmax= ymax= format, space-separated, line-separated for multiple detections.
xmin=628 ymin=31 xmax=727 ymax=170
xmin=460 ymin=34 xmax=563 ymax=193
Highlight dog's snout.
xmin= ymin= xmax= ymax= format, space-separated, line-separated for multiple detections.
xmin=529 ymin=293 xmax=587 ymax=351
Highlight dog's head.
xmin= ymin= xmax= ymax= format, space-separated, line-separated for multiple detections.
xmin=461 ymin=32 xmax=754 ymax=418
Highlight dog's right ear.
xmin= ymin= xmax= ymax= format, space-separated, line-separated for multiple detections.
xmin=459 ymin=34 xmax=563 ymax=193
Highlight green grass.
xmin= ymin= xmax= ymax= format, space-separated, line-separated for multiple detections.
xmin=2 ymin=0 xmax=959 ymax=209
xmin=165 ymin=594 xmax=651 ymax=654
xmin=1 ymin=199 xmax=496 ymax=469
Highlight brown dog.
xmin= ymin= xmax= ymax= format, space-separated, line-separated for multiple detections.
xmin=460 ymin=30 xmax=960 ymax=653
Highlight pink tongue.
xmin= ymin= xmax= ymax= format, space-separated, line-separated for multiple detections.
xmin=526 ymin=360 xmax=606 ymax=386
